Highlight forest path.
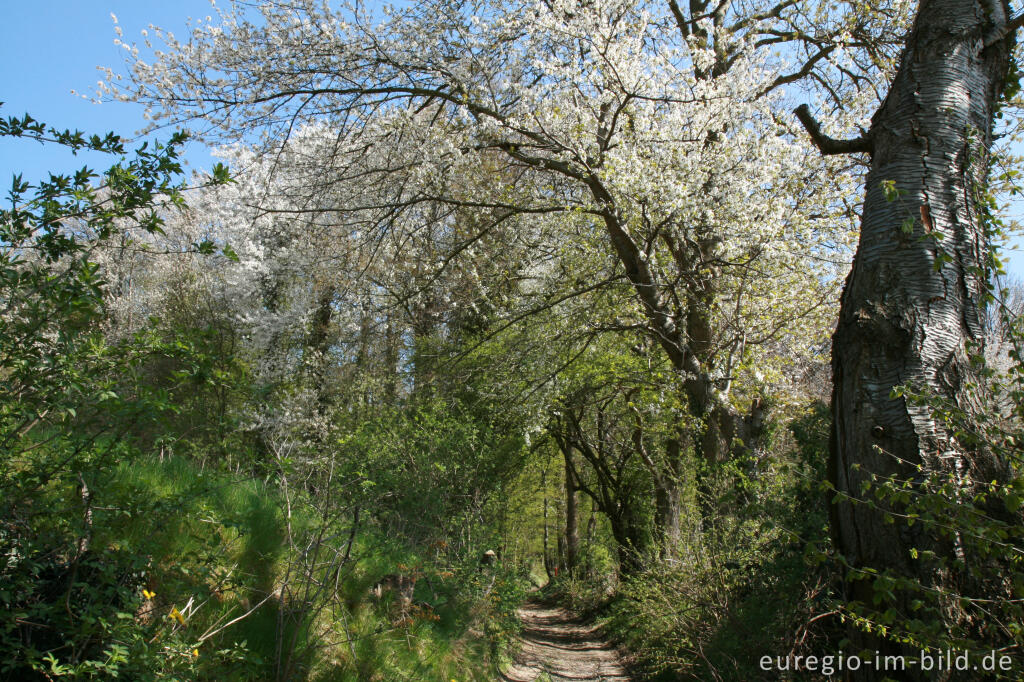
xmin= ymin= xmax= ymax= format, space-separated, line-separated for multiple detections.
xmin=501 ymin=600 xmax=631 ymax=682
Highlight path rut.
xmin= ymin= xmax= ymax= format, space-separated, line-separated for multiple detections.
xmin=501 ymin=600 xmax=631 ymax=682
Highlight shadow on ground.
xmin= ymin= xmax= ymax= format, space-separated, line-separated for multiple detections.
xmin=502 ymin=599 xmax=631 ymax=681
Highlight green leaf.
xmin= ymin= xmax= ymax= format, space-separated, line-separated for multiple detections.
xmin=221 ymin=243 xmax=239 ymax=262
xmin=210 ymin=162 xmax=233 ymax=185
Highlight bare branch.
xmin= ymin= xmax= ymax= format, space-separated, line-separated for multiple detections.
xmin=794 ymin=104 xmax=873 ymax=156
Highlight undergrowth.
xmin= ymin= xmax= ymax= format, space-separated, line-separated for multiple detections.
xmin=546 ymin=401 xmax=840 ymax=681
xmin=1 ymin=451 xmax=530 ymax=681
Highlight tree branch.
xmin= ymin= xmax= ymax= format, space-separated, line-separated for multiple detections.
xmin=667 ymin=0 xmax=690 ymax=39
xmin=984 ymin=12 xmax=1024 ymax=48
xmin=794 ymin=104 xmax=873 ymax=156
xmin=761 ymin=45 xmax=836 ymax=96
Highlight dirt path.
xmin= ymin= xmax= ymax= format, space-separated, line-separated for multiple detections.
xmin=501 ymin=600 xmax=631 ymax=682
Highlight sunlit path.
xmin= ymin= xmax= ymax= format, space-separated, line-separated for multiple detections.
xmin=502 ymin=600 xmax=631 ymax=682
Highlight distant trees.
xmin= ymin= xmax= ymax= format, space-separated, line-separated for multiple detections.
xmin=0 ymin=114 xmax=534 ymax=677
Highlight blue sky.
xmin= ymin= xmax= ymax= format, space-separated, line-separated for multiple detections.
xmin=0 ymin=0 xmax=217 ymax=182
xmin=2 ymin=0 xmax=1023 ymax=278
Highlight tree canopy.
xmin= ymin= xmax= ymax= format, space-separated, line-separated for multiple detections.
xmin=3 ymin=0 xmax=1024 ymax=679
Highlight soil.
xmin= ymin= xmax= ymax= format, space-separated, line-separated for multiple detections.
xmin=501 ymin=600 xmax=632 ymax=681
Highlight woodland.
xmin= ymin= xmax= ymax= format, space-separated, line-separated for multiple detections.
xmin=3 ymin=0 xmax=1024 ymax=680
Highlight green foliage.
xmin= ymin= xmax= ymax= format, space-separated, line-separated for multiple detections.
xmin=341 ymin=395 xmax=527 ymax=545
xmin=0 ymin=113 xmax=268 ymax=680
xmin=1 ymin=449 xmax=283 ymax=680
xmin=293 ymin=524 xmax=530 ymax=682
xmin=831 ymin=347 xmax=1024 ymax=674
xmin=547 ymin=401 xmax=835 ymax=680
xmin=0 ymin=124 xmax=186 ymax=457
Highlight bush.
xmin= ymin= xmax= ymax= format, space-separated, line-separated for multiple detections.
xmin=833 ymin=342 xmax=1024 ymax=677
xmin=581 ymin=401 xmax=836 ymax=680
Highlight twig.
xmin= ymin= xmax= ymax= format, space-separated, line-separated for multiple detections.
xmin=197 ymin=589 xmax=278 ymax=643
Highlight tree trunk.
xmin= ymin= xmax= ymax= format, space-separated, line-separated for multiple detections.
xmin=564 ymin=448 xmax=579 ymax=573
xmin=306 ymin=286 xmax=335 ymax=409
xmin=585 ymin=499 xmax=596 ymax=551
xmin=608 ymin=508 xmax=646 ymax=576
xmin=824 ymin=0 xmax=1015 ymax=675
xmin=384 ymin=317 xmax=400 ymax=403
xmin=542 ymin=462 xmax=555 ymax=582
xmin=654 ymin=436 xmax=683 ymax=556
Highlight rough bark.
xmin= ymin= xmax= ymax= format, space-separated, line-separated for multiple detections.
xmin=564 ymin=449 xmax=579 ymax=573
xmin=654 ymin=436 xmax=683 ymax=555
xmin=542 ymin=463 xmax=555 ymax=581
xmin=607 ymin=506 xmax=647 ymax=576
xmin=813 ymin=0 xmax=1016 ymax=675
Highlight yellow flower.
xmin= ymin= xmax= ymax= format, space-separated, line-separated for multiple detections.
xmin=143 ymin=589 xmax=155 ymax=599
xmin=193 ymin=649 xmax=200 ymax=658
xmin=168 ymin=606 xmax=186 ymax=626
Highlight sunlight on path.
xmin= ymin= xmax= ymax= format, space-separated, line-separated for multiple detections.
xmin=501 ymin=601 xmax=631 ymax=682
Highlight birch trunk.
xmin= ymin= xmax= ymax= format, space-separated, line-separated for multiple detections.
xmin=827 ymin=0 xmax=1016 ymax=674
